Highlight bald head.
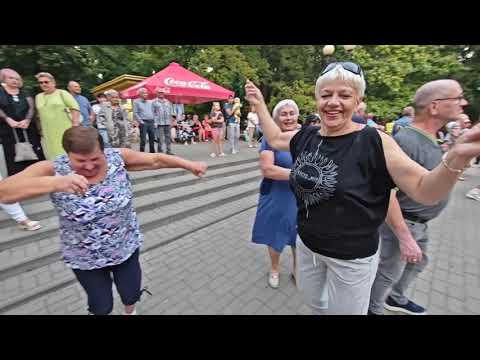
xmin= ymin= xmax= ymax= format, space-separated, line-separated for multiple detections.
xmin=414 ymin=80 xmax=461 ymax=112
xmin=68 ymin=81 xmax=81 ymax=95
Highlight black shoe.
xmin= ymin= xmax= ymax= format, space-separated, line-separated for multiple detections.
xmin=166 ymin=151 xmax=174 ymax=155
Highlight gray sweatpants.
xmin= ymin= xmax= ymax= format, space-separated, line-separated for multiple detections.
xmin=369 ymin=222 xmax=429 ymax=315
xmin=156 ymin=125 xmax=171 ymax=153
xmin=227 ymin=123 xmax=240 ymax=153
xmin=296 ymin=236 xmax=379 ymax=315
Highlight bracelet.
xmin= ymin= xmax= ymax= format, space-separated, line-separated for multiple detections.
xmin=441 ymin=153 xmax=466 ymax=174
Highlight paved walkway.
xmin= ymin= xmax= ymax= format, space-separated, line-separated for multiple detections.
xmin=2 ymin=141 xmax=479 ymax=315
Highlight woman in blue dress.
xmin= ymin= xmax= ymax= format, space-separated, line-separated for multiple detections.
xmin=252 ymin=100 xmax=300 ymax=289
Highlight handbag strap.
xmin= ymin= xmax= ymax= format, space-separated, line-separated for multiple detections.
xmin=11 ymin=128 xmax=30 ymax=144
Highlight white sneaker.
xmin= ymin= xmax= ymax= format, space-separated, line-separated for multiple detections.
xmin=219 ymin=153 xmax=226 ymax=157
xmin=123 ymin=309 xmax=137 ymax=315
xmin=210 ymin=153 xmax=217 ymax=158
xmin=18 ymin=220 xmax=42 ymax=231
xmin=184 ymin=142 xmax=189 ymax=146
xmin=248 ymin=145 xmax=253 ymax=148
xmin=466 ymin=188 xmax=480 ymax=201
xmin=268 ymin=272 xmax=279 ymax=289
xmin=232 ymin=150 xmax=238 ymax=155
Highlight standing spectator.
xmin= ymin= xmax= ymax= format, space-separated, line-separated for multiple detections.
xmin=209 ymin=112 xmax=225 ymax=158
xmin=170 ymin=115 xmax=178 ymax=143
xmin=369 ymin=80 xmax=468 ymax=315
xmin=172 ymin=103 xmax=184 ymax=120
xmin=202 ymin=114 xmax=213 ymax=142
xmin=212 ymin=102 xmax=225 ymax=151
xmin=67 ymin=81 xmax=94 ymax=127
xmin=0 ymin=68 xmax=45 ymax=176
xmin=98 ymin=90 xmax=131 ymax=148
xmin=92 ymin=93 xmax=107 ymax=119
xmin=247 ymin=105 xmax=260 ymax=147
xmin=94 ymin=94 xmax=111 ymax=147
xmin=133 ymin=88 xmax=155 ymax=153
xmin=152 ymin=88 xmax=174 ymax=155
xmin=366 ymin=114 xmax=385 ymax=131
xmin=252 ymin=100 xmax=299 ymax=289
xmin=35 ymin=72 xmax=80 ymax=160
xmin=226 ymin=99 xmax=240 ymax=154
xmin=457 ymin=113 xmax=472 ymax=134
xmin=352 ymin=101 xmax=367 ymax=124
xmin=393 ymin=106 xmax=414 ymax=136
xmin=302 ymin=114 xmax=321 ymax=129
xmin=0 ymin=174 xmax=41 ymax=231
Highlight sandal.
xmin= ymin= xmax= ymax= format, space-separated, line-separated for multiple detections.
xmin=18 ymin=220 xmax=42 ymax=231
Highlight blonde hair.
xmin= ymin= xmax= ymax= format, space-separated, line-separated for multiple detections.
xmin=104 ymin=89 xmax=119 ymax=98
xmin=315 ymin=65 xmax=366 ymax=99
xmin=35 ymin=72 xmax=55 ymax=82
xmin=272 ymin=99 xmax=299 ymax=123
xmin=0 ymin=68 xmax=23 ymax=87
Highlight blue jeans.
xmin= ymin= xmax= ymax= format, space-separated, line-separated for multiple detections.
xmin=140 ymin=121 xmax=156 ymax=153
xmin=72 ymin=249 xmax=142 ymax=315
xmin=97 ymin=128 xmax=110 ymax=147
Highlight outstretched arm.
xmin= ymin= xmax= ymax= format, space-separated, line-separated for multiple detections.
xmin=380 ymin=125 xmax=480 ymax=205
xmin=0 ymin=161 xmax=89 ymax=204
xmin=120 ymin=148 xmax=207 ymax=177
xmin=244 ymin=80 xmax=298 ymax=151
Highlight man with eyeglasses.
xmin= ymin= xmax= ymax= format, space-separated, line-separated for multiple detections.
xmin=369 ymin=79 xmax=469 ymax=315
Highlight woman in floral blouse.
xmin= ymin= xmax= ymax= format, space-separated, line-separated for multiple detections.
xmin=0 ymin=126 xmax=207 ymax=315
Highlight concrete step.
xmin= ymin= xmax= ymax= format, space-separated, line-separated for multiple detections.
xmin=0 ymin=158 xmax=258 ymax=227
xmin=0 ymin=193 xmax=259 ymax=314
xmin=0 ymin=179 xmax=261 ymax=283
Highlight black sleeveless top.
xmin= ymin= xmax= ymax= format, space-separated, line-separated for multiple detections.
xmin=289 ymin=125 xmax=395 ymax=260
xmin=0 ymin=87 xmax=31 ymax=135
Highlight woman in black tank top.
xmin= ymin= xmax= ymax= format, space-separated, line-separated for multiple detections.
xmin=245 ymin=62 xmax=480 ymax=314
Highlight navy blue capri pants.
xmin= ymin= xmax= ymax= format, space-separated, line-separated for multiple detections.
xmin=73 ymin=249 xmax=142 ymax=315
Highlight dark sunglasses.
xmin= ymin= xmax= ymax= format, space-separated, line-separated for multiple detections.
xmin=321 ymin=62 xmax=363 ymax=76
xmin=38 ymin=81 xmax=51 ymax=85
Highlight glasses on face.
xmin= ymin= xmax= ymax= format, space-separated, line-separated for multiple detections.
xmin=433 ymin=95 xmax=466 ymax=104
xmin=38 ymin=81 xmax=50 ymax=85
xmin=321 ymin=62 xmax=364 ymax=76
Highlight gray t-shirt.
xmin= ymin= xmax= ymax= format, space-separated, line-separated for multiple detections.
xmin=394 ymin=126 xmax=449 ymax=221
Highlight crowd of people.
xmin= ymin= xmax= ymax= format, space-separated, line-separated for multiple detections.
xmin=1 ymin=61 xmax=480 ymax=315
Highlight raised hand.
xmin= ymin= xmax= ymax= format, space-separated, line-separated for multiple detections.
xmin=452 ymin=123 xmax=480 ymax=160
xmin=244 ymin=80 xmax=265 ymax=106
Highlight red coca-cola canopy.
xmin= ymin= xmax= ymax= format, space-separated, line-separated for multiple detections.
xmin=120 ymin=62 xmax=235 ymax=104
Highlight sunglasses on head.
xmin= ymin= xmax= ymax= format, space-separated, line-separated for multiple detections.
xmin=321 ymin=62 xmax=363 ymax=76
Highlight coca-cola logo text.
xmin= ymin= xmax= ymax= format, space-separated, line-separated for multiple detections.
xmin=164 ymin=77 xmax=211 ymax=90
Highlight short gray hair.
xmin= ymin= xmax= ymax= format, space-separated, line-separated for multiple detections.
xmin=315 ymin=65 xmax=366 ymax=99
xmin=272 ymin=99 xmax=299 ymax=123
xmin=35 ymin=72 xmax=55 ymax=81
xmin=414 ymin=79 xmax=460 ymax=112
xmin=137 ymin=87 xmax=148 ymax=96
xmin=104 ymin=89 xmax=119 ymax=98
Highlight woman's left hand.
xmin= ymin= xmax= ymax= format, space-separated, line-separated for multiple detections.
xmin=188 ymin=161 xmax=208 ymax=178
